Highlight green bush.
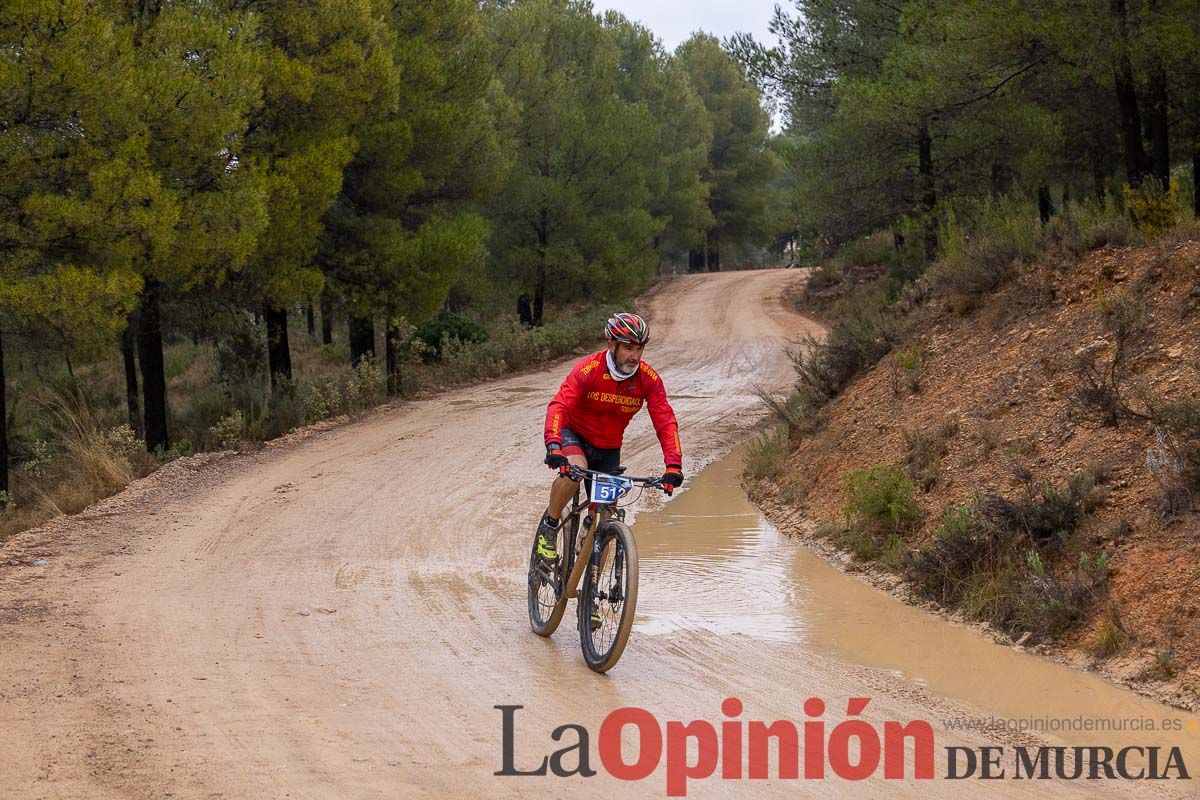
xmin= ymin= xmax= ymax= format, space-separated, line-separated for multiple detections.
xmin=1059 ymin=194 xmax=1132 ymax=251
xmin=927 ymin=196 xmax=1041 ymax=302
xmin=179 ymin=384 xmax=250 ymax=449
xmin=836 ymin=230 xmax=895 ymax=269
xmin=1124 ymin=178 xmax=1180 ymax=236
xmin=414 ymin=311 xmax=489 ymax=362
xmin=843 ymin=465 xmax=921 ymax=539
xmin=303 ymin=373 xmax=346 ymax=421
xmin=208 ymin=410 xmax=246 ymax=450
xmin=420 ymin=309 xmax=609 ymax=387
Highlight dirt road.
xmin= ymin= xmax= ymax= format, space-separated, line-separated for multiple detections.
xmin=0 ymin=270 xmax=1190 ymax=798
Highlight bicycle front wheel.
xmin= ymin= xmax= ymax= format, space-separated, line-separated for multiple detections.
xmin=579 ymin=520 xmax=639 ymax=673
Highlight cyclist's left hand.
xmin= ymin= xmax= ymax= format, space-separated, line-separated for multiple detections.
xmin=661 ymin=465 xmax=683 ymax=495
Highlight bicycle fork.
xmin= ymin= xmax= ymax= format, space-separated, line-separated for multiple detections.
xmin=589 ymin=521 xmax=624 ymax=606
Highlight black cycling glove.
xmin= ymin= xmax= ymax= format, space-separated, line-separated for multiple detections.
xmin=544 ymin=443 xmax=569 ymax=472
xmin=662 ymin=464 xmax=683 ymax=494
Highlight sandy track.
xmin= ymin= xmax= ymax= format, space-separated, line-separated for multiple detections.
xmin=0 ymin=270 xmax=1182 ymax=798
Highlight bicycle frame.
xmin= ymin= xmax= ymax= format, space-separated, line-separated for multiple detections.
xmin=552 ymin=467 xmax=660 ymax=604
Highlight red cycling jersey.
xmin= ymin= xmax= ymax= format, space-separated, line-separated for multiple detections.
xmin=544 ymin=350 xmax=682 ymax=467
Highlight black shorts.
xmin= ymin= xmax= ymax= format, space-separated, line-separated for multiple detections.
xmin=559 ymin=427 xmax=621 ymax=475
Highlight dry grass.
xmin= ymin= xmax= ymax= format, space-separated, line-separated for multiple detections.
xmin=2 ymin=388 xmax=157 ymax=538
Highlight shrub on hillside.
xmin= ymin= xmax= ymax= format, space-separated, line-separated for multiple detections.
xmin=1124 ymin=178 xmax=1180 ymax=236
xmin=902 ymin=414 xmax=958 ymax=492
xmin=845 ymin=466 xmax=921 ymax=534
xmin=791 ymin=288 xmax=896 ymax=404
xmin=927 ymin=197 xmax=1041 ymax=303
xmin=837 ymin=231 xmax=895 ymax=268
xmin=891 ymin=344 xmax=923 ymax=395
xmin=1147 ymin=401 xmax=1200 ymax=517
xmin=1069 ymin=288 xmax=1151 ymax=428
xmin=828 ymin=465 xmax=921 ymax=565
xmin=744 ymin=428 xmax=789 ymax=482
xmin=906 ymin=467 xmax=1110 ymax=640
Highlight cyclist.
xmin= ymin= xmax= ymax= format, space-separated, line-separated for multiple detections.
xmin=535 ymin=312 xmax=684 ymax=568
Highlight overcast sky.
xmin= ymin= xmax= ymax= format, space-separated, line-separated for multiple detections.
xmin=592 ymin=0 xmax=782 ymax=53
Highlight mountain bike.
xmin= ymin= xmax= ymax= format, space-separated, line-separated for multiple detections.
xmin=526 ymin=465 xmax=668 ymax=673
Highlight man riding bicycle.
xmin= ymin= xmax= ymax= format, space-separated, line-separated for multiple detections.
xmin=536 ymin=312 xmax=684 ymax=566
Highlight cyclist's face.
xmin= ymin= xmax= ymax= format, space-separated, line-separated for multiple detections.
xmin=611 ymin=342 xmax=644 ymax=372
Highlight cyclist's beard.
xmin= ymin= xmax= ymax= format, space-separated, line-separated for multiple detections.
xmin=607 ymin=349 xmax=638 ymax=380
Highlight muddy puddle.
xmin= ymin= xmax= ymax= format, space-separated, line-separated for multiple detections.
xmin=631 ymin=448 xmax=1200 ymax=760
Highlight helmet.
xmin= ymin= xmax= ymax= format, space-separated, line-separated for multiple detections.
xmin=604 ymin=312 xmax=650 ymax=345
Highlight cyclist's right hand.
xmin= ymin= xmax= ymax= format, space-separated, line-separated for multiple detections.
xmin=544 ymin=443 xmax=570 ymax=473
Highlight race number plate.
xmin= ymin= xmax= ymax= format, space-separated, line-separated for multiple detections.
xmin=590 ymin=476 xmax=630 ymax=504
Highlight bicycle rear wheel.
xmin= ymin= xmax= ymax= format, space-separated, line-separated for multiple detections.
xmin=579 ymin=520 xmax=639 ymax=672
xmin=527 ymin=513 xmax=574 ymax=637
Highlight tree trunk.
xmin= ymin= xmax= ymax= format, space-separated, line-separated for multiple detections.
xmin=1037 ymin=185 xmax=1054 ymax=224
xmin=1194 ymin=132 xmax=1200 ymax=217
xmin=385 ymin=320 xmax=402 ymax=397
xmin=1062 ymin=185 xmax=1071 ymax=211
xmin=305 ymin=303 xmax=316 ymax=337
xmin=320 ymin=291 xmax=333 ymax=345
xmin=918 ymin=120 xmax=938 ymax=259
xmin=1112 ymin=0 xmax=1148 ymax=187
xmin=0 ymin=330 xmax=8 ymax=507
xmin=990 ymin=161 xmax=1012 ymax=196
xmin=534 ymin=207 xmax=548 ymax=327
xmin=136 ymin=277 xmax=169 ymax=453
xmin=517 ymin=294 xmax=533 ymax=328
xmin=349 ymin=316 xmax=375 ymax=365
xmin=121 ymin=321 xmax=142 ymax=438
xmin=533 ymin=262 xmax=545 ymax=327
xmin=1147 ymin=63 xmax=1170 ymax=185
xmin=264 ymin=304 xmax=292 ymax=388
xmin=1092 ymin=149 xmax=1109 ymax=202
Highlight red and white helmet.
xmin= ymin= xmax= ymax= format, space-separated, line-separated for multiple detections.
xmin=604 ymin=312 xmax=650 ymax=345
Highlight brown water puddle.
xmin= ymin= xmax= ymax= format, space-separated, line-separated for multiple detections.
xmin=632 ymin=448 xmax=1200 ymax=761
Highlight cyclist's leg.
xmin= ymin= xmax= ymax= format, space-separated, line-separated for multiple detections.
xmin=546 ymin=453 xmax=585 ymax=520
xmin=547 ymin=428 xmax=588 ymax=520
xmin=536 ymin=430 xmax=587 ymax=563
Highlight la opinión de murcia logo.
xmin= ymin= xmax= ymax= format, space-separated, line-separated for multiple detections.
xmin=495 ymin=698 xmax=1191 ymax=796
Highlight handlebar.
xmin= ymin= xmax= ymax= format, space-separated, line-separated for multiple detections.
xmin=561 ymin=464 xmax=669 ymax=492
